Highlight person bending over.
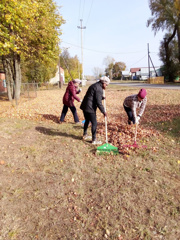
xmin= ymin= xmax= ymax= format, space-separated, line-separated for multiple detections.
xmin=123 ymin=88 xmax=147 ymax=125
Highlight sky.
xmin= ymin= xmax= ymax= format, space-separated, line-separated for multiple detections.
xmin=55 ymin=0 xmax=165 ymax=76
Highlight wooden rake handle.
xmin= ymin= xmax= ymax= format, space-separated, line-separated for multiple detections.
xmin=134 ymin=123 xmax=138 ymax=143
xmin=103 ymin=90 xmax=108 ymax=144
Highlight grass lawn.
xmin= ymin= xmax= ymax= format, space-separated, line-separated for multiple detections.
xmin=0 ymin=85 xmax=180 ymax=240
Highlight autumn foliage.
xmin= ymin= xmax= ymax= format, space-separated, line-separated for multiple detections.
xmin=0 ymin=87 xmax=180 ymax=155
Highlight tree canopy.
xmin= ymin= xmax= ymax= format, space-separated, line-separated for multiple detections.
xmin=0 ymin=0 xmax=64 ymax=60
xmin=147 ymin=0 xmax=180 ymax=80
xmin=112 ymin=62 xmax=126 ymax=79
xmin=60 ymin=49 xmax=82 ymax=82
xmin=0 ymin=0 xmax=64 ymax=100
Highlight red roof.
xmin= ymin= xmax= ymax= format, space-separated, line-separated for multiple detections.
xmin=130 ymin=68 xmax=140 ymax=73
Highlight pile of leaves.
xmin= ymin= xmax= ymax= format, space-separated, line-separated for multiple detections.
xmin=1 ymin=87 xmax=180 ymax=155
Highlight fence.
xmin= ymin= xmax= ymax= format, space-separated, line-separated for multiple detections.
xmin=21 ymin=83 xmax=38 ymax=99
xmin=21 ymin=82 xmax=63 ymax=99
xmin=148 ymin=76 xmax=164 ymax=84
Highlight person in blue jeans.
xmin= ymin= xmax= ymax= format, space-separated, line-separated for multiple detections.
xmin=123 ymin=88 xmax=147 ymax=125
xmin=60 ymin=79 xmax=82 ymax=123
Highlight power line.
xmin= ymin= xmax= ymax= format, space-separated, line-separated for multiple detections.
xmin=61 ymin=41 xmax=146 ymax=54
xmin=130 ymin=54 xmax=148 ymax=67
xmin=85 ymin=0 xmax=94 ymax=26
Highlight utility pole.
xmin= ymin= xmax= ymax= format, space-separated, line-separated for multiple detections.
xmin=59 ymin=55 xmax=62 ymax=88
xmin=77 ymin=19 xmax=86 ymax=80
xmin=147 ymin=43 xmax=150 ymax=80
xmin=148 ymin=43 xmax=158 ymax=78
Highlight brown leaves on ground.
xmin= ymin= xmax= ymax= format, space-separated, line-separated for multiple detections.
xmin=0 ymin=87 xmax=180 ymax=155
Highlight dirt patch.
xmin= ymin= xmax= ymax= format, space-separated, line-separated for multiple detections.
xmin=0 ymin=88 xmax=180 ymax=239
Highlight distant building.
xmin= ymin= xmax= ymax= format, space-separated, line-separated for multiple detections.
xmin=49 ymin=66 xmax=64 ymax=85
xmin=0 ymin=71 xmax=7 ymax=93
xmin=121 ymin=71 xmax=132 ymax=80
xmin=130 ymin=68 xmax=141 ymax=80
xmin=130 ymin=67 xmax=162 ymax=80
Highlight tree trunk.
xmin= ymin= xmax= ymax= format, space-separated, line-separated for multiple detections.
xmin=177 ymin=22 xmax=180 ymax=73
xmin=164 ymin=25 xmax=178 ymax=81
xmin=2 ymin=53 xmax=21 ymax=102
xmin=2 ymin=55 xmax=14 ymax=101
xmin=14 ymin=53 xmax=21 ymax=101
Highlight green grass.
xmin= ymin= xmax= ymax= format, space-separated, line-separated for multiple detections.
xmin=149 ymin=117 xmax=180 ymax=143
xmin=0 ymin=117 xmax=180 ymax=239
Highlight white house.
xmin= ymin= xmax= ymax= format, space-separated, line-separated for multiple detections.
xmin=49 ymin=66 xmax=64 ymax=85
xmin=121 ymin=71 xmax=132 ymax=80
xmin=130 ymin=67 xmax=162 ymax=80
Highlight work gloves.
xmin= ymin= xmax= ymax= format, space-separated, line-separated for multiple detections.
xmin=136 ymin=116 xmax=140 ymax=124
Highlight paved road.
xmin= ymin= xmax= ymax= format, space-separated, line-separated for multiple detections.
xmin=86 ymin=80 xmax=180 ymax=89
xmin=110 ymin=82 xmax=180 ymax=90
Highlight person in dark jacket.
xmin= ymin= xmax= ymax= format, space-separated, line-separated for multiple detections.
xmin=59 ymin=79 xmax=82 ymax=123
xmin=80 ymin=76 xmax=110 ymax=145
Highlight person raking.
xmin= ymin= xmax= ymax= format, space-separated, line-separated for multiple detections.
xmin=123 ymin=88 xmax=147 ymax=125
xmin=80 ymin=76 xmax=110 ymax=145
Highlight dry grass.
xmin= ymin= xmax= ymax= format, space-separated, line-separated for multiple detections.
xmin=0 ymin=86 xmax=180 ymax=240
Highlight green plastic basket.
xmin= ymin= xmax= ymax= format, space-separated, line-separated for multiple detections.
xmin=96 ymin=143 xmax=119 ymax=155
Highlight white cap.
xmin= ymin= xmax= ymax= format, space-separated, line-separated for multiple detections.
xmin=73 ymin=79 xmax=82 ymax=84
xmin=100 ymin=76 xmax=110 ymax=85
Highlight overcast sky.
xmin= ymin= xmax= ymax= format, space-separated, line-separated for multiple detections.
xmin=55 ymin=0 xmax=165 ymax=76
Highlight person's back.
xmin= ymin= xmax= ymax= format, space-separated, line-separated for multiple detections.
xmin=80 ymin=76 xmax=110 ymax=145
xmin=80 ymin=81 xmax=104 ymax=113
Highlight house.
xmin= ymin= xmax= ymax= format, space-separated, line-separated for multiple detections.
xmin=130 ymin=67 xmax=162 ymax=80
xmin=130 ymin=68 xmax=141 ymax=80
xmin=0 ymin=71 xmax=7 ymax=93
xmin=121 ymin=71 xmax=132 ymax=80
xmin=49 ymin=66 xmax=64 ymax=85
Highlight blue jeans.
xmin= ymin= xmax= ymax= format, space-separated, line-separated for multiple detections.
xmin=60 ymin=105 xmax=79 ymax=123
xmin=123 ymin=105 xmax=135 ymax=124
xmin=83 ymin=111 xmax=97 ymax=141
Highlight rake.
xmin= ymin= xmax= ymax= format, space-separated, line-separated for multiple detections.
xmin=96 ymin=90 xmax=119 ymax=155
xmin=123 ymin=123 xmax=147 ymax=148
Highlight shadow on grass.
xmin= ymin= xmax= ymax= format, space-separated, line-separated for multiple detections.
xmin=40 ymin=114 xmax=59 ymax=123
xmin=35 ymin=126 xmax=82 ymax=140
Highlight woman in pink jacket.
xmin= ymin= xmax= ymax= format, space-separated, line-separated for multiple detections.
xmin=59 ymin=79 xmax=82 ymax=123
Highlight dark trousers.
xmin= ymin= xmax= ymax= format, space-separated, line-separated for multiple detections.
xmin=60 ymin=105 xmax=79 ymax=123
xmin=83 ymin=111 xmax=97 ymax=141
xmin=123 ymin=105 xmax=135 ymax=124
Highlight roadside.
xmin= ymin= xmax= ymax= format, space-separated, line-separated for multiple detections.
xmin=110 ymin=81 xmax=180 ymax=90
xmin=86 ymin=79 xmax=180 ymax=89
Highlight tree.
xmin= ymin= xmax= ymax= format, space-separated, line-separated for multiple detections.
xmin=0 ymin=0 xmax=64 ymax=101
xmin=112 ymin=61 xmax=126 ymax=79
xmin=21 ymin=57 xmax=57 ymax=83
xmin=60 ymin=49 xmax=82 ymax=82
xmin=147 ymin=0 xmax=180 ymax=80
xmin=103 ymin=56 xmax=115 ymax=80
xmin=159 ymin=33 xmax=179 ymax=80
xmin=93 ymin=67 xmax=105 ymax=79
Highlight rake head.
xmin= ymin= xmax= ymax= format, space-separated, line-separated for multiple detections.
xmin=123 ymin=141 xmax=147 ymax=149
xmin=96 ymin=143 xmax=119 ymax=155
